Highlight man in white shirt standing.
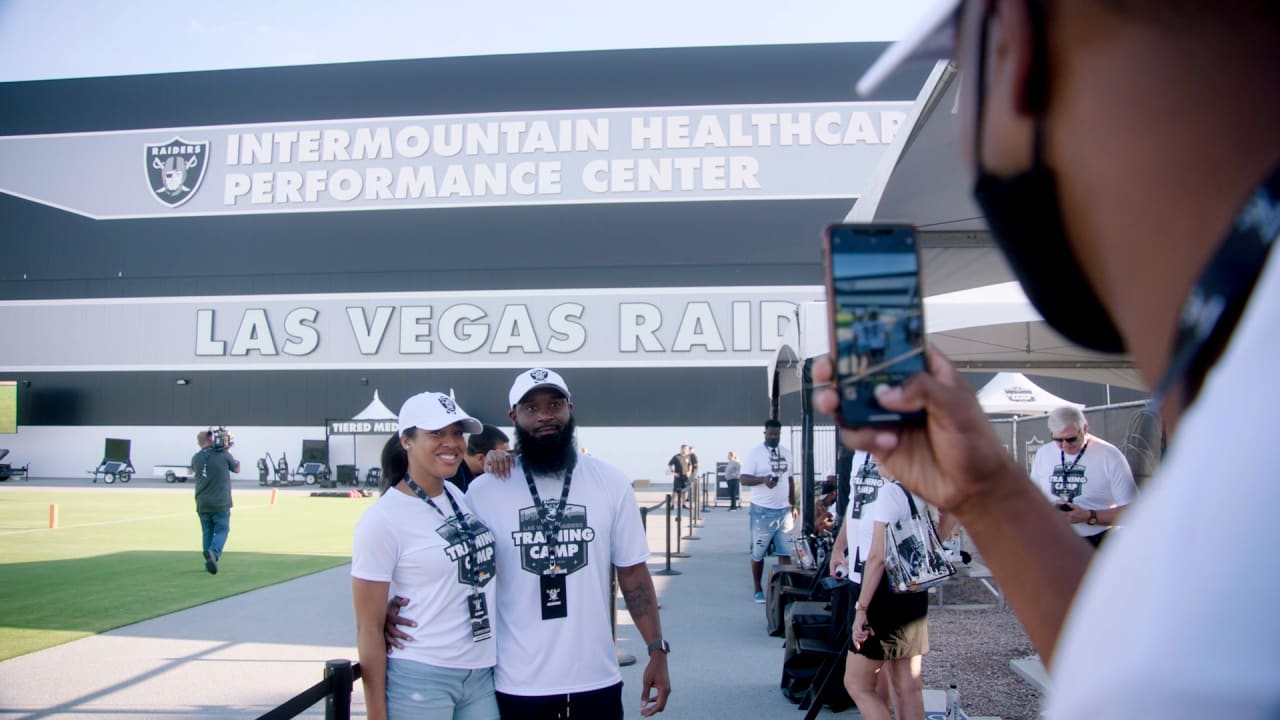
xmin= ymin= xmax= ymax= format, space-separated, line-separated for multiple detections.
xmin=817 ymin=1 xmax=1280 ymax=717
xmin=740 ymin=418 xmax=797 ymax=603
xmin=1030 ymin=405 xmax=1137 ymax=548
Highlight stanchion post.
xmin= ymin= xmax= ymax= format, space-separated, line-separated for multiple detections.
xmin=652 ymin=495 xmax=682 ymax=576
xmin=672 ymin=491 xmax=691 ymax=557
xmin=324 ymin=659 xmax=354 ymax=720
xmin=684 ymin=481 xmax=701 ymax=540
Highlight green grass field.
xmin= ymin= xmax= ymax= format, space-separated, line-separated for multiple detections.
xmin=0 ymin=488 xmax=374 ymax=660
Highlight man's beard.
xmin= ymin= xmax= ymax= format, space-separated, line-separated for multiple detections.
xmin=515 ymin=416 xmax=578 ymax=475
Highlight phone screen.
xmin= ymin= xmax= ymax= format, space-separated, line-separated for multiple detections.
xmin=825 ymin=223 xmax=927 ymax=426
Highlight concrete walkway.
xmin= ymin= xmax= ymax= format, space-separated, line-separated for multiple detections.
xmin=0 ymin=487 xmax=967 ymax=718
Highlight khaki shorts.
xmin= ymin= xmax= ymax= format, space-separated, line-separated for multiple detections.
xmin=855 ymin=614 xmax=929 ymax=661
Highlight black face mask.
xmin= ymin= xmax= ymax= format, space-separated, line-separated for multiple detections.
xmin=969 ymin=5 xmax=1126 ymax=354
xmin=764 ymin=436 xmax=780 ymax=449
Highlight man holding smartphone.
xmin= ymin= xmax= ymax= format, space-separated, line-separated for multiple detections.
xmin=741 ymin=419 xmax=797 ymax=603
xmin=1030 ymin=406 xmax=1136 ymax=548
xmin=819 ymin=1 xmax=1280 ymax=717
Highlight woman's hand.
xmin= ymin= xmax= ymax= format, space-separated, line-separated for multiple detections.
xmin=851 ymin=608 xmax=873 ymax=650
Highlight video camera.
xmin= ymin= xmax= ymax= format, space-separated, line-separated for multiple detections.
xmin=210 ymin=426 xmax=234 ymax=451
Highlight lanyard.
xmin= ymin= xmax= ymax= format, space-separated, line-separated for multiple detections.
xmin=520 ymin=455 xmax=577 ymax=573
xmin=405 ymin=475 xmax=477 ymax=570
xmin=1153 ymin=165 xmax=1280 ymax=412
xmin=1059 ymin=441 xmax=1088 ymax=477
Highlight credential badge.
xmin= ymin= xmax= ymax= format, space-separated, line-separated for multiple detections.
xmin=144 ymin=137 xmax=210 ymax=208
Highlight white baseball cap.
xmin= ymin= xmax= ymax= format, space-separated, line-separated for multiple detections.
xmin=856 ymin=0 xmax=962 ymax=97
xmin=508 ymin=368 xmax=572 ymax=408
xmin=397 ymin=392 xmax=483 ymax=436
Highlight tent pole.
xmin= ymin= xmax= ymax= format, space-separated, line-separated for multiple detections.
xmin=801 ymin=358 xmax=815 ymax=537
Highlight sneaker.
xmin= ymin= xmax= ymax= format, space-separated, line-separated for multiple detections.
xmin=753 ymin=591 xmax=766 ymax=604
xmin=204 ymin=550 xmax=218 ymax=575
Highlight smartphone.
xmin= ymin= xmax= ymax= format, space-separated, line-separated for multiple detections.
xmin=823 ymin=223 xmax=928 ymax=427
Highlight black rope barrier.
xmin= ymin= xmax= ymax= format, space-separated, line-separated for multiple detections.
xmin=256 ymin=659 xmax=362 ymax=720
xmin=649 ymin=494 xmax=682 ymax=576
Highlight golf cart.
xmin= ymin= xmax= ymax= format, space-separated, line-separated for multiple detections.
xmin=0 ymin=449 xmax=29 ymax=481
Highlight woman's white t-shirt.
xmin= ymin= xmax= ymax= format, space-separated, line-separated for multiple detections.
xmin=351 ymin=482 xmax=497 ymax=669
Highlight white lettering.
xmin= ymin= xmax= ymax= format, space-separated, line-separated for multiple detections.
xmin=438 ymin=304 xmax=488 ymax=353
xmin=347 ymin=306 xmax=394 ymax=355
xmin=672 ymin=302 xmax=726 ymax=352
xmin=282 ymin=307 xmax=319 ymax=356
xmin=195 ymin=309 xmax=226 ymax=356
xmin=399 ymin=306 xmax=433 ymax=354
xmin=620 ymin=303 xmax=663 ymax=352
xmin=547 ymin=303 xmax=586 ymax=353
xmin=230 ymin=308 xmax=278 ymax=356
xmin=491 ymin=305 xmax=539 ymax=353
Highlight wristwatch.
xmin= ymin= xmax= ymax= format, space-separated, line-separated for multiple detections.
xmin=1087 ymin=510 xmax=1099 ymax=526
xmin=647 ymin=639 xmax=671 ymax=655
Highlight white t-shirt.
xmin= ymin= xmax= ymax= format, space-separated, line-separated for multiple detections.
xmin=742 ymin=442 xmax=793 ymax=509
xmin=1030 ymin=435 xmax=1137 ymax=537
xmin=852 ymin=480 xmax=912 ymax=584
xmin=840 ymin=451 xmax=876 ymax=582
xmin=1047 ymin=252 xmax=1280 ymax=718
xmin=466 ymin=454 xmax=651 ymax=695
xmin=351 ymin=482 xmax=497 ymax=669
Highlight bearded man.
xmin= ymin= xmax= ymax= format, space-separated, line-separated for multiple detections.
xmin=388 ymin=368 xmax=671 ymax=719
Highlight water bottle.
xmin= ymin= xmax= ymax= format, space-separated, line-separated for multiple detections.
xmin=945 ymin=683 xmax=961 ymax=720
xmin=834 ymin=563 xmax=849 ymax=580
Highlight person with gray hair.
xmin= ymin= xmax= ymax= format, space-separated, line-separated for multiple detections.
xmin=1028 ymin=405 xmax=1137 ymax=548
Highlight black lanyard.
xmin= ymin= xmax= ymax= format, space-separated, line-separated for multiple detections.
xmin=1153 ymin=165 xmax=1280 ymax=412
xmin=1059 ymin=441 xmax=1088 ymax=477
xmin=405 ymin=475 xmax=477 ymax=563
xmin=520 ymin=455 xmax=576 ymax=573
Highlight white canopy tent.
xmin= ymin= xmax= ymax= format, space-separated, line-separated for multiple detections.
xmin=767 ymin=283 xmax=1146 ymax=402
xmin=975 ymin=372 xmax=1083 ymax=416
xmin=327 ymin=390 xmax=399 ymax=485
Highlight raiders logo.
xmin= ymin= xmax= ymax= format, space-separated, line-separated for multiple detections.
xmin=144 ymin=137 xmax=209 ymax=208
xmin=438 ymin=395 xmax=458 ymax=414
xmin=530 ymin=369 xmax=549 ymax=382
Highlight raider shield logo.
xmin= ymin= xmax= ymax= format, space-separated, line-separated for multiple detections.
xmin=144 ymin=137 xmax=210 ymax=208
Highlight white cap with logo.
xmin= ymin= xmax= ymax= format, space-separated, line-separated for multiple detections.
xmin=856 ymin=0 xmax=961 ymax=97
xmin=397 ymin=392 xmax=483 ymax=436
xmin=508 ymin=368 xmax=572 ymax=408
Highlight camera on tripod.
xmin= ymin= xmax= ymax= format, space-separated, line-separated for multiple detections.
xmin=210 ymin=426 xmax=234 ymax=451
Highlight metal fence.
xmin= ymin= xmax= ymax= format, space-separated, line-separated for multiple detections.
xmin=794 ymin=400 xmax=1164 ymax=490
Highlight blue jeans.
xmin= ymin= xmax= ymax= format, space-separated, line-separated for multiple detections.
xmin=749 ymin=504 xmax=795 ymax=562
xmin=198 ymin=510 xmax=230 ymax=559
xmin=386 ymin=659 xmax=498 ymax=720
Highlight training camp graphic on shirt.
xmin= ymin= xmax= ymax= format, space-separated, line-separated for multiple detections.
xmin=434 ymin=515 xmax=498 ymax=588
xmin=851 ymin=460 xmax=884 ymax=519
xmin=1050 ymin=463 xmax=1088 ymax=503
xmin=513 ymin=501 xmax=595 ymax=576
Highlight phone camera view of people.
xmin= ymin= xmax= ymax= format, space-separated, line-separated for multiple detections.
xmin=826 ymin=224 xmax=927 ymax=426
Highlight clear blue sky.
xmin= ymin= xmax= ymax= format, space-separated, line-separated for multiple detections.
xmin=0 ymin=0 xmax=932 ymax=82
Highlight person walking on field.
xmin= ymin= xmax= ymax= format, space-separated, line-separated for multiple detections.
xmin=191 ymin=429 xmax=239 ymax=575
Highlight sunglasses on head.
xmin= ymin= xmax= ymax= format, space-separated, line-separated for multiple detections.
xmin=1053 ymin=436 xmax=1080 ymax=445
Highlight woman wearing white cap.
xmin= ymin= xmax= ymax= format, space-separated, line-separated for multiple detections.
xmin=352 ymin=392 xmax=500 ymax=720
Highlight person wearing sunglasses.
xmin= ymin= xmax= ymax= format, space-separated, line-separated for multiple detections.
xmin=815 ymin=0 xmax=1280 ymax=717
xmin=1029 ymin=406 xmax=1137 ymax=548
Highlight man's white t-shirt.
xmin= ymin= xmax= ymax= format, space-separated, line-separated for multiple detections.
xmin=466 ymin=455 xmax=650 ymax=695
xmin=742 ymin=442 xmax=793 ymax=509
xmin=1030 ymin=435 xmax=1137 ymax=537
xmin=351 ymin=482 xmax=497 ymax=669
xmin=1047 ymin=253 xmax=1280 ymax=717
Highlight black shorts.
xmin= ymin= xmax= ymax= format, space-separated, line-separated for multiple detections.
xmin=851 ymin=576 xmax=928 ymax=660
xmin=496 ymin=682 xmax=623 ymax=720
